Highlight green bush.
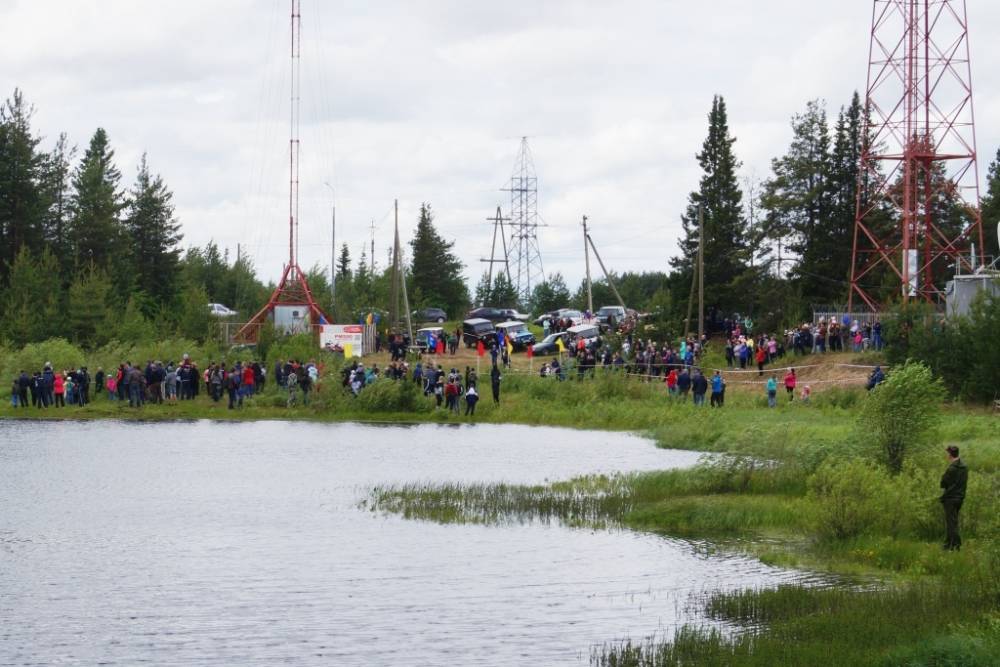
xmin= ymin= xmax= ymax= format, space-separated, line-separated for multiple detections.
xmin=807 ymin=458 xmax=890 ymax=540
xmin=356 ymin=378 xmax=425 ymax=413
xmin=860 ymin=361 xmax=945 ymax=473
xmin=3 ymin=338 xmax=85 ymax=378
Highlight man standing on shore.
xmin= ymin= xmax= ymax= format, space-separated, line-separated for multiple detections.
xmin=940 ymin=445 xmax=968 ymax=551
xmin=490 ymin=364 xmax=501 ymax=405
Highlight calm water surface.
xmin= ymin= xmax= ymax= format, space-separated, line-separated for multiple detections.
xmin=1 ymin=420 xmax=812 ymax=666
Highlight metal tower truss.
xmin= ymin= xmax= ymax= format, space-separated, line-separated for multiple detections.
xmin=849 ymin=0 xmax=986 ymax=310
xmin=502 ymin=137 xmax=545 ymax=305
xmin=237 ymin=0 xmax=330 ymax=341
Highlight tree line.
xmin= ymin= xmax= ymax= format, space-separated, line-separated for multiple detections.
xmin=3 ymin=86 xmax=999 ymax=349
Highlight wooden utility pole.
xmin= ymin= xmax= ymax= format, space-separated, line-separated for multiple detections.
xmin=394 ymin=199 xmax=414 ymax=342
xmin=369 ymin=219 xmax=376 ymax=277
xmin=330 ymin=204 xmax=337 ymax=304
xmin=586 ymin=234 xmax=626 ymax=309
xmin=390 ymin=202 xmax=400 ymax=330
xmin=698 ymin=204 xmax=705 ymax=344
xmin=583 ymin=215 xmax=593 ymax=315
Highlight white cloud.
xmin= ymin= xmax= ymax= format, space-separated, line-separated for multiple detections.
xmin=6 ymin=0 xmax=1000 ymax=296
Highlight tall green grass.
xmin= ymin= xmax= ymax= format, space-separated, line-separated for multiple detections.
xmin=591 ymin=583 xmax=1000 ymax=666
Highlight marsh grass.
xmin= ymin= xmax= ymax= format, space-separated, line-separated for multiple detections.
xmin=365 ymin=475 xmax=636 ymax=527
xmin=592 ymin=581 xmax=1000 ymax=666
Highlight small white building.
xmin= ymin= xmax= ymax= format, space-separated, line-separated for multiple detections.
xmin=945 ymin=273 xmax=1000 ymax=318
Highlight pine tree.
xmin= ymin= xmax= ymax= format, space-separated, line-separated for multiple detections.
xmin=0 ymin=89 xmax=46 ymax=284
xmin=529 ymin=272 xmax=571 ymax=314
xmin=818 ymin=93 xmax=864 ymax=300
xmin=1 ymin=247 xmax=61 ymax=345
xmin=39 ymin=132 xmax=76 ymax=274
xmin=761 ymin=99 xmax=833 ymax=300
xmin=490 ymin=272 xmax=518 ymax=307
xmin=670 ymin=95 xmax=749 ymax=310
xmin=473 ymin=272 xmax=492 ymax=306
xmin=112 ymin=295 xmax=155 ymax=343
xmin=69 ymin=128 xmax=125 ymax=273
xmin=124 ymin=153 xmax=182 ymax=311
xmin=175 ymin=282 xmax=213 ymax=342
xmin=336 ymin=243 xmax=351 ymax=278
xmin=977 ymin=147 xmax=1000 ymax=262
xmin=67 ymin=263 xmax=113 ymax=347
xmin=408 ymin=203 xmax=469 ymax=314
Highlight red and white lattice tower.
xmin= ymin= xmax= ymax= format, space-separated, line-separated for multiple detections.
xmin=849 ymin=0 xmax=986 ymax=310
xmin=237 ymin=0 xmax=329 ymax=342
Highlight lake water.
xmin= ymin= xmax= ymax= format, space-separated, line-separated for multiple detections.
xmin=1 ymin=420 xmax=814 ymax=666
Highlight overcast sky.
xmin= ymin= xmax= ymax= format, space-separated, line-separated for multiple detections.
xmin=5 ymin=0 xmax=1000 ymax=292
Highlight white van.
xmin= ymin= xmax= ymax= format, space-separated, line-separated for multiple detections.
xmin=566 ymin=323 xmax=599 ymax=348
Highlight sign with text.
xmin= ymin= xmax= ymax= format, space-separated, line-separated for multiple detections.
xmin=320 ymin=324 xmax=364 ymax=356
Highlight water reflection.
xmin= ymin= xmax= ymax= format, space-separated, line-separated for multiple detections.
xmin=0 ymin=420 xmax=815 ymax=666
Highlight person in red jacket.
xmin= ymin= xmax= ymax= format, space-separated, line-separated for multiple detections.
xmin=53 ymin=373 xmax=65 ymax=408
xmin=241 ymin=363 xmax=255 ymax=397
xmin=783 ymin=368 xmax=797 ymax=401
xmin=755 ymin=346 xmax=767 ymax=376
xmin=665 ymin=368 xmax=678 ymax=397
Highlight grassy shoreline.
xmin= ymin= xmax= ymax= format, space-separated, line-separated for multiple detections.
xmin=5 ymin=361 xmax=1000 ymax=665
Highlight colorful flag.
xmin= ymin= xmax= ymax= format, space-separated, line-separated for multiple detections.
xmin=476 ymin=340 xmax=485 ymax=357
xmin=343 ymin=343 xmax=353 ymax=358
xmin=428 ymin=333 xmax=437 ymax=351
xmin=526 ymin=344 xmax=534 ymax=358
xmin=556 ymin=337 xmax=565 ymax=353
xmin=505 ymin=339 xmax=513 ymax=356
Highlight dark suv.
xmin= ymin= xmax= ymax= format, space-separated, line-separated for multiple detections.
xmin=462 ymin=318 xmax=496 ymax=347
xmin=413 ymin=307 xmax=447 ymax=323
xmin=466 ymin=307 xmax=508 ymax=323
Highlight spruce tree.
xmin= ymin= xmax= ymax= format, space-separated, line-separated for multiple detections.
xmin=670 ymin=95 xmax=749 ymax=311
xmin=69 ymin=128 xmax=125 ymax=273
xmin=40 ymin=132 xmax=76 ymax=274
xmin=124 ymin=153 xmax=182 ymax=311
xmin=336 ymin=243 xmax=351 ymax=279
xmin=0 ymin=89 xmax=46 ymax=283
xmin=529 ymin=272 xmax=571 ymax=314
xmin=1 ymin=247 xmax=61 ymax=345
xmin=977 ymin=147 xmax=1000 ymax=262
xmin=67 ymin=263 xmax=113 ymax=347
xmin=761 ymin=99 xmax=833 ymax=300
xmin=408 ymin=203 xmax=469 ymax=313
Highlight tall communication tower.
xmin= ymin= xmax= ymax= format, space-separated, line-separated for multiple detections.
xmin=503 ymin=137 xmax=545 ymax=305
xmin=237 ymin=0 xmax=330 ymax=341
xmin=849 ymin=0 xmax=985 ymax=310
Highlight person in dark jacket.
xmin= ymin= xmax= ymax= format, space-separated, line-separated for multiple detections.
xmin=691 ymin=371 xmax=708 ymax=406
xmin=940 ymin=445 xmax=968 ymax=551
xmin=677 ymin=368 xmax=691 ymax=400
xmin=18 ymin=371 xmax=30 ymax=408
xmin=490 ymin=364 xmax=501 ymax=405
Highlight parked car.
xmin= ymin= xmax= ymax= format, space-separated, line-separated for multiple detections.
xmin=595 ymin=305 xmax=626 ymax=327
xmin=531 ymin=331 xmax=570 ymax=356
xmin=466 ymin=306 xmax=509 ymax=323
xmin=412 ymin=307 xmax=447 ymax=323
xmin=462 ymin=318 xmax=496 ymax=347
xmin=414 ymin=326 xmax=445 ymax=352
xmin=502 ymin=308 xmax=530 ymax=322
xmin=495 ymin=321 xmax=535 ymax=350
xmin=208 ymin=303 xmax=238 ymax=317
xmin=533 ymin=308 xmax=583 ymax=326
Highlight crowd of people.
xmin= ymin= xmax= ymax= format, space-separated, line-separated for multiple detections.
xmin=10 ymin=356 xmax=325 ymax=411
xmin=341 ymin=358 xmax=501 ymax=413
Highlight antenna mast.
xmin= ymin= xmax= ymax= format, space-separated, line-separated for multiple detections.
xmin=234 ymin=0 xmax=330 ymax=343
xmin=289 ymin=0 xmax=301 ymax=273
